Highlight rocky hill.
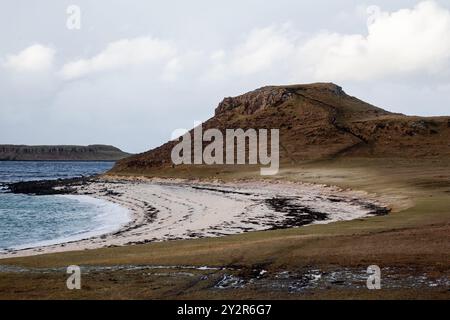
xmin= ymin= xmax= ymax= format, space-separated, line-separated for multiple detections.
xmin=0 ymin=145 xmax=130 ymax=161
xmin=110 ymin=83 xmax=450 ymax=175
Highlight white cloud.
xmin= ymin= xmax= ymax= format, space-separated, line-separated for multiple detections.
xmin=60 ymin=36 xmax=177 ymax=80
xmin=4 ymin=44 xmax=55 ymax=72
xmin=229 ymin=24 xmax=296 ymax=75
xmin=207 ymin=1 xmax=450 ymax=82
xmin=206 ymin=24 xmax=296 ymax=80
xmin=1 ymin=1 xmax=450 ymax=152
xmin=301 ymin=0 xmax=450 ymax=81
xmin=0 ymin=44 xmax=58 ymax=106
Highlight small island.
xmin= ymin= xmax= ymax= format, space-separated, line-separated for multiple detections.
xmin=0 ymin=144 xmax=131 ymax=161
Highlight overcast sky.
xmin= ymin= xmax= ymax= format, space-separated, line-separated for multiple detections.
xmin=1 ymin=0 xmax=449 ymax=153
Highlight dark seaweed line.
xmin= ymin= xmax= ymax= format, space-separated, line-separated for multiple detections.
xmin=191 ymin=185 xmax=253 ymax=196
xmin=264 ymin=197 xmax=329 ymax=229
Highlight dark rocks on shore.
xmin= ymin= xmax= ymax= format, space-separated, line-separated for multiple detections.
xmin=265 ymin=197 xmax=329 ymax=229
xmin=360 ymin=202 xmax=391 ymax=216
xmin=5 ymin=176 xmax=95 ymax=195
xmin=264 ymin=196 xmax=391 ymax=230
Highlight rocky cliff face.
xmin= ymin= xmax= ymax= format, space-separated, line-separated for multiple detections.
xmin=215 ymin=86 xmax=295 ymax=115
xmin=215 ymin=83 xmax=349 ymax=116
xmin=110 ymin=83 xmax=450 ymax=175
xmin=0 ymin=145 xmax=130 ymax=161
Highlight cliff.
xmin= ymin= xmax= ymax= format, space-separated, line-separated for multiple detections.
xmin=0 ymin=144 xmax=131 ymax=161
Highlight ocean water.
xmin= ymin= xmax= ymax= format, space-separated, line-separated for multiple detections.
xmin=0 ymin=161 xmax=115 ymax=182
xmin=0 ymin=161 xmax=130 ymax=251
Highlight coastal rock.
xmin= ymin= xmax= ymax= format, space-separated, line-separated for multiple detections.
xmin=6 ymin=177 xmax=90 ymax=195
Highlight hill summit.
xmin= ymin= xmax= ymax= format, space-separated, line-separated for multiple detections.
xmin=111 ymin=83 xmax=450 ymax=175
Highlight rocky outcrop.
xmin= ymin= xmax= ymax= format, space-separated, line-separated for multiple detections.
xmin=6 ymin=177 xmax=89 ymax=195
xmin=215 ymin=86 xmax=295 ymax=115
xmin=0 ymin=145 xmax=130 ymax=161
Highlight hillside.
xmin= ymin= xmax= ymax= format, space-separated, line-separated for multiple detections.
xmin=0 ymin=145 xmax=130 ymax=161
xmin=111 ymin=83 xmax=450 ymax=175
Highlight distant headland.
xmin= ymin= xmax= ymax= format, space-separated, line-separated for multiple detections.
xmin=0 ymin=144 xmax=131 ymax=161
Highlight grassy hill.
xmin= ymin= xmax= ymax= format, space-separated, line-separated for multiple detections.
xmin=110 ymin=83 xmax=450 ymax=176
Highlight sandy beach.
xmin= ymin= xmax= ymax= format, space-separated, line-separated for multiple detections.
xmin=0 ymin=177 xmax=390 ymax=258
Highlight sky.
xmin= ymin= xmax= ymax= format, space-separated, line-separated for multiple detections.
xmin=0 ymin=0 xmax=449 ymax=153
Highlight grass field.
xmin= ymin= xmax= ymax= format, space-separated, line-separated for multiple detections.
xmin=0 ymin=158 xmax=449 ymax=299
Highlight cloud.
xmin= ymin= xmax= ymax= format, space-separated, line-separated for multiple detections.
xmin=3 ymin=44 xmax=55 ymax=72
xmin=2 ymin=1 xmax=450 ymax=152
xmin=300 ymin=0 xmax=450 ymax=81
xmin=0 ymin=44 xmax=58 ymax=106
xmin=229 ymin=24 xmax=296 ymax=75
xmin=207 ymin=1 xmax=450 ymax=82
xmin=206 ymin=24 xmax=297 ymax=80
xmin=60 ymin=36 xmax=177 ymax=80
xmin=7 ymin=2 xmax=449 ymax=86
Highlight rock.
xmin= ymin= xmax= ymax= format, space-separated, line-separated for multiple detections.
xmin=6 ymin=177 xmax=91 ymax=195
xmin=215 ymin=87 xmax=294 ymax=115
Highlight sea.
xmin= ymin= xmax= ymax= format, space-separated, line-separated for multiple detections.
xmin=0 ymin=161 xmax=130 ymax=251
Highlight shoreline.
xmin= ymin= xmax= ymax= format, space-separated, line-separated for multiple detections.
xmin=0 ymin=193 xmax=131 ymax=254
xmin=10 ymin=195 xmax=131 ymax=251
xmin=0 ymin=177 xmax=391 ymax=259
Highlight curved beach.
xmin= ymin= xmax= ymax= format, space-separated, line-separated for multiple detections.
xmin=0 ymin=178 xmax=390 ymax=258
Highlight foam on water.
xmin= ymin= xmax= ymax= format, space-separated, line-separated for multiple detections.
xmin=0 ymin=193 xmax=130 ymax=250
xmin=13 ymin=196 xmax=130 ymax=250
